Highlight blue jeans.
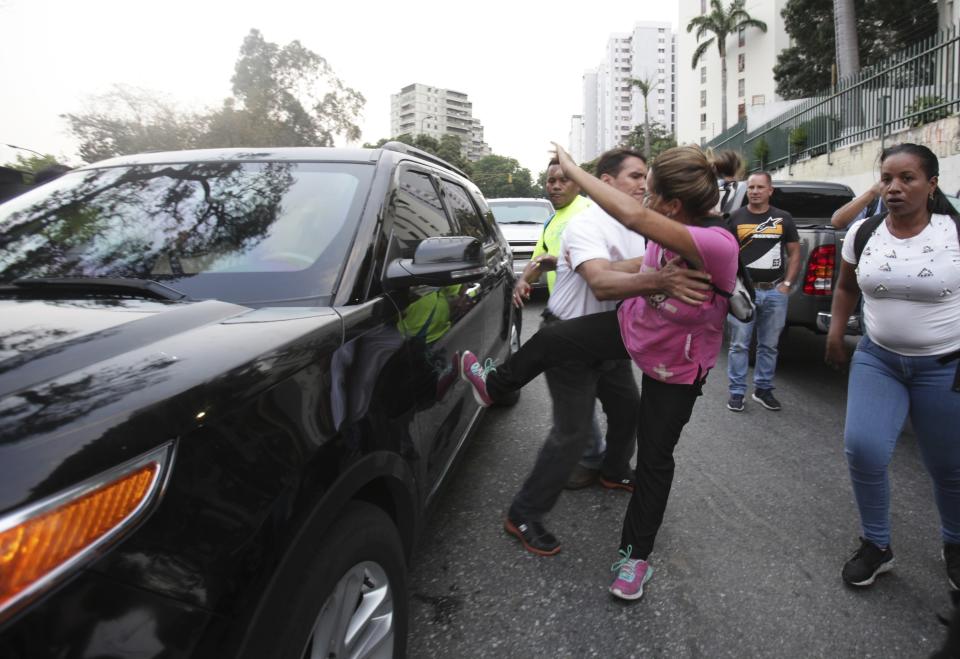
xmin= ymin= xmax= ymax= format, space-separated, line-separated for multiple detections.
xmin=727 ymin=287 xmax=789 ymax=394
xmin=845 ymin=335 xmax=960 ymax=547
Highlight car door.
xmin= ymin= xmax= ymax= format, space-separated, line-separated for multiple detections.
xmin=437 ymin=176 xmax=512 ymax=365
xmin=373 ymin=164 xmax=487 ymax=502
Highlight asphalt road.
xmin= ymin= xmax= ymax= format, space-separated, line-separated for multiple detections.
xmin=407 ymin=298 xmax=951 ymax=658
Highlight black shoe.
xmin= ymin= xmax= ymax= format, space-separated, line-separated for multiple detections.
xmin=727 ymin=394 xmax=745 ymax=412
xmin=944 ymin=543 xmax=960 ymax=589
xmin=842 ymin=537 xmax=894 ymax=586
xmin=564 ymin=464 xmax=599 ymax=490
xmin=752 ymin=389 xmax=782 ymax=411
xmin=504 ymin=517 xmax=560 ymax=556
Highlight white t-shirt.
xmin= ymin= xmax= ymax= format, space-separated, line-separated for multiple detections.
xmin=547 ymin=204 xmax=648 ymax=320
xmin=842 ymin=213 xmax=960 ymax=356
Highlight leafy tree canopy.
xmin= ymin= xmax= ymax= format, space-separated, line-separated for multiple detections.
xmin=774 ymin=0 xmax=939 ymax=99
xmin=623 ymin=122 xmax=677 ymax=162
xmin=363 ymin=133 xmax=472 ymax=175
xmin=470 ymin=155 xmax=536 ymax=199
xmin=62 ymin=29 xmax=366 ymax=163
xmin=4 ymin=153 xmax=64 ymax=177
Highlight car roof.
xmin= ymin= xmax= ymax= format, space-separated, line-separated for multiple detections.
xmin=79 ymin=147 xmax=383 ymax=169
xmin=487 ymin=198 xmax=552 ymax=203
xmin=769 ymin=180 xmax=854 ymax=192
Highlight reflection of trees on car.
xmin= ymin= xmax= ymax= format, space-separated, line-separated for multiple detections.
xmin=0 ymin=162 xmax=297 ymax=281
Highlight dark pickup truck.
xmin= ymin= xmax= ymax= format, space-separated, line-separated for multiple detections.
xmin=721 ymin=179 xmax=855 ymax=335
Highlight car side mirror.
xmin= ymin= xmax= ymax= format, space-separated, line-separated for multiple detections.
xmin=383 ymin=236 xmax=487 ymax=290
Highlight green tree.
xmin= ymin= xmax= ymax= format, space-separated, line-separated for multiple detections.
xmin=62 ymin=85 xmax=205 ymax=163
xmin=687 ymin=0 xmax=768 ymax=132
xmin=204 ymin=29 xmax=364 ymax=147
xmin=363 ymin=133 xmax=471 ymax=175
xmin=623 ymin=122 xmax=677 ymax=161
xmin=4 ymin=153 xmax=63 ymax=179
xmin=628 ymin=77 xmax=654 ymax=159
xmin=63 ymin=30 xmax=365 ymax=162
xmin=471 ymin=155 xmax=535 ymax=198
xmin=774 ymin=0 xmax=939 ymax=99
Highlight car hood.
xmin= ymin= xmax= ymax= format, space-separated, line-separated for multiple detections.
xmin=0 ymin=298 xmax=342 ymax=511
xmin=497 ymin=223 xmax=542 ymax=243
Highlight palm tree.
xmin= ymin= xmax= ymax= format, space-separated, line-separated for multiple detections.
xmin=833 ymin=0 xmax=860 ymax=79
xmin=687 ymin=0 xmax=767 ymax=133
xmin=629 ymin=76 xmax=654 ymax=159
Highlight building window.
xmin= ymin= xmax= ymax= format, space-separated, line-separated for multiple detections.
xmin=738 ymin=53 xmax=745 ymax=73
xmin=752 ymin=94 xmax=766 ymax=106
xmin=738 ymin=78 xmax=745 ymax=97
xmin=738 ymin=26 xmax=745 ymax=48
xmin=700 ymin=67 xmax=707 ymax=84
xmin=700 ymin=113 xmax=707 ymax=130
xmin=700 ymin=90 xmax=707 ymax=107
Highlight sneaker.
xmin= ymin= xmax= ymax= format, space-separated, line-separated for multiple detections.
xmin=564 ymin=464 xmax=599 ymax=490
xmin=600 ymin=473 xmax=635 ymax=493
xmin=727 ymin=394 xmax=745 ymax=412
xmin=460 ymin=351 xmax=496 ymax=407
xmin=609 ymin=545 xmax=653 ymax=601
xmin=943 ymin=542 xmax=960 ymax=590
xmin=504 ymin=517 xmax=560 ymax=556
xmin=752 ymin=389 xmax=782 ymax=411
xmin=841 ymin=537 xmax=894 ymax=586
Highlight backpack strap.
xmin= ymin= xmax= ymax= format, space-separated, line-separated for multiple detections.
xmin=852 ymin=212 xmax=888 ymax=264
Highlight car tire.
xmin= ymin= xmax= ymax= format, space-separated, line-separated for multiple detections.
xmin=241 ymin=501 xmax=408 ymax=659
xmin=494 ymin=316 xmax=522 ymax=407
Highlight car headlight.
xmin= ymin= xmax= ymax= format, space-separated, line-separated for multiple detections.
xmin=0 ymin=442 xmax=175 ymax=623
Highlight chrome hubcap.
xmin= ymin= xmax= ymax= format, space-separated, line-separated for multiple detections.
xmin=303 ymin=561 xmax=394 ymax=659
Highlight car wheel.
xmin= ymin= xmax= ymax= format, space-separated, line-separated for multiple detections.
xmin=494 ymin=317 xmax=522 ymax=407
xmin=242 ymin=501 xmax=408 ymax=659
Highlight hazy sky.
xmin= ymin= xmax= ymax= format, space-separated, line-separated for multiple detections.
xmin=0 ymin=0 xmax=679 ymax=174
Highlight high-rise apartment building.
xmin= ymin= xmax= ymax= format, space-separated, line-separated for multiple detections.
xmin=676 ymin=0 xmax=791 ymax=145
xmin=390 ymin=83 xmax=491 ymax=161
xmin=576 ymin=22 xmax=676 ymax=162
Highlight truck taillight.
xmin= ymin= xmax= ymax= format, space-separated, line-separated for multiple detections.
xmin=803 ymin=245 xmax=836 ymax=295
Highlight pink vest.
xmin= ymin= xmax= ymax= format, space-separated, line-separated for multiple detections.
xmin=617 ymin=225 xmax=739 ymax=384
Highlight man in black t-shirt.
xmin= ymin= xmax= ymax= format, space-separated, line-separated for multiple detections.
xmin=726 ymin=172 xmax=801 ymax=412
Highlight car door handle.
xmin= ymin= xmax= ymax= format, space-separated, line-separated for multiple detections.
xmin=464 ymin=283 xmax=481 ymax=297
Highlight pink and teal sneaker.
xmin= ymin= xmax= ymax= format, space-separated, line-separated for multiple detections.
xmin=460 ymin=351 xmax=496 ymax=407
xmin=609 ymin=545 xmax=653 ymax=601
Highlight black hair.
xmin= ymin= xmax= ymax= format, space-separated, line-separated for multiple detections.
xmin=596 ymin=148 xmax=647 ymax=178
xmin=880 ymin=143 xmax=959 ymax=219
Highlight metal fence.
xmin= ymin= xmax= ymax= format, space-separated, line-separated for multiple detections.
xmin=707 ymin=24 xmax=960 ymax=171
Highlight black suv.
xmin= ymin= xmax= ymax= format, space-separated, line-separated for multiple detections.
xmin=0 ymin=143 xmax=520 ymax=658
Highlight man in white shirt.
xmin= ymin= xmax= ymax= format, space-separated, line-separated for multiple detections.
xmin=504 ymin=149 xmax=713 ymax=555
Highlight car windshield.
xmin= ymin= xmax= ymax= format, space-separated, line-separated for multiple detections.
xmin=488 ymin=200 xmax=553 ymax=224
xmin=0 ymin=160 xmax=374 ymax=305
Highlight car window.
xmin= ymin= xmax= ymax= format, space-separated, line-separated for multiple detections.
xmin=762 ymin=188 xmax=853 ymax=224
xmin=0 ymin=161 xmax=374 ymax=305
xmin=487 ymin=201 xmax=553 ymax=224
xmin=439 ymin=179 xmax=492 ymax=243
xmin=387 ymin=170 xmax=456 ymax=260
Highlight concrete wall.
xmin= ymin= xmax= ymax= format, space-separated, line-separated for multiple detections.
xmin=768 ymin=115 xmax=960 ymax=196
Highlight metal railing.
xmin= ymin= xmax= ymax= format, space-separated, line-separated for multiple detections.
xmin=707 ymin=24 xmax=960 ymax=171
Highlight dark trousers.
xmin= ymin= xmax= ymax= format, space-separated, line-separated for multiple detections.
xmin=509 ymin=315 xmax=639 ymax=522
xmin=488 ymin=310 xmax=703 ymax=559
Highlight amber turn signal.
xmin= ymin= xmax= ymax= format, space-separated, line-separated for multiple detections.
xmin=0 ymin=444 xmax=172 ymax=620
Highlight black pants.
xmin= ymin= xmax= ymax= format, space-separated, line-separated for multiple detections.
xmin=508 ymin=314 xmax=639 ymax=523
xmin=488 ymin=310 xmax=703 ymax=559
